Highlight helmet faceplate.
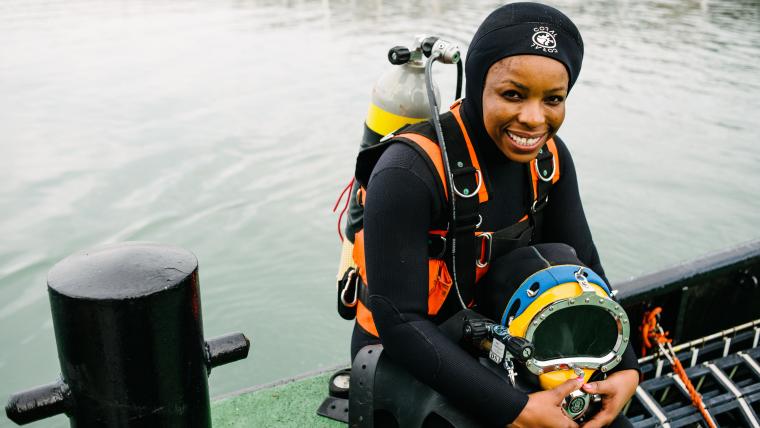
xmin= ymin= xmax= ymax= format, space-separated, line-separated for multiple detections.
xmin=504 ymin=265 xmax=630 ymax=378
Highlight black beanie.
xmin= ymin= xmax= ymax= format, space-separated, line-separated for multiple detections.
xmin=462 ymin=2 xmax=584 ymax=144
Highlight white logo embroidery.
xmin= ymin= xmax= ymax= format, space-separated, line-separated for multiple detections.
xmin=531 ymin=26 xmax=558 ymax=53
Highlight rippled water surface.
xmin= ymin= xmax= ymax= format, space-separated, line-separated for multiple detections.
xmin=1 ymin=0 xmax=759 ymax=426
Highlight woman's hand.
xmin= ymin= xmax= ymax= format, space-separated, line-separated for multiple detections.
xmin=580 ymin=369 xmax=640 ymax=428
xmin=508 ymin=378 xmax=583 ymax=428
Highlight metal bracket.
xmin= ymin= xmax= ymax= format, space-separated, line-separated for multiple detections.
xmin=635 ymin=387 xmax=671 ymax=428
xmin=706 ymin=362 xmax=760 ymax=428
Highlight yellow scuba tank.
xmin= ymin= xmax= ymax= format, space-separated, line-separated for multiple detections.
xmin=365 ymin=42 xmax=440 ymax=140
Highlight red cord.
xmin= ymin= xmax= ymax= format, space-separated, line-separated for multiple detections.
xmin=640 ymin=307 xmax=665 ymax=357
xmin=641 ymin=307 xmax=716 ymax=428
xmin=672 ymin=357 xmax=716 ymax=428
xmin=332 ymin=178 xmax=355 ymax=242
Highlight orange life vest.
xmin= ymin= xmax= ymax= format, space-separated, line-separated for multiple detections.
xmin=352 ymin=101 xmax=560 ymax=337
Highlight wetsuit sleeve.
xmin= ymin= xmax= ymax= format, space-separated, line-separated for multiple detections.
xmin=541 ymin=138 xmax=640 ymax=374
xmin=364 ymin=144 xmax=530 ymax=427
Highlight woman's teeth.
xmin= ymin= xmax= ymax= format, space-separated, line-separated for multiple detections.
xmin=508 ymin=131 xmax=542 ymax=147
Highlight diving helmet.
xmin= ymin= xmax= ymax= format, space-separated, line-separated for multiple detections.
xmin=476 ymin=243 xmax=630 ymax=419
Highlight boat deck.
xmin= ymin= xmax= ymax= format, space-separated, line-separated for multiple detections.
xmin=212 ymin=371 xmax=343 ymax=428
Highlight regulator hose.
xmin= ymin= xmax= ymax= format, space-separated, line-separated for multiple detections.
xmin=424 ymin=53 xmax=467 ymax=309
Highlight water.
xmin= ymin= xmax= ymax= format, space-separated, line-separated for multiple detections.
xmin=1 ymin=0 xmax=758 ymax=426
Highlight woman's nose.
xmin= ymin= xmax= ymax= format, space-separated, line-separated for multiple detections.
xmin=517 ymin=100 xmax=545 ymax=128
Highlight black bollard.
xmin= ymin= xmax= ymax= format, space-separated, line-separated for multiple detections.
xmin=5 ymin=242 xmax=251 ymax=427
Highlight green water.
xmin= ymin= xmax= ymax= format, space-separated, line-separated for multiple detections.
xmin=1 ymin=0 xmax=759 ymax=426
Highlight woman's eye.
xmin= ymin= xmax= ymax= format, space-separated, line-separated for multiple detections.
xmin=545 ymin=95 xmax=565 ymax=105
xmin=502 ymin=90 xmax=522 ymax=100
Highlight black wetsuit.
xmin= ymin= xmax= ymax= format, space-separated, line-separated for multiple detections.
xmin=351 ymin=100 xmax=638 ymax=427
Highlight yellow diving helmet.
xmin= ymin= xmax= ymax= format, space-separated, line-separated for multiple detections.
xmin=477 ymin=243 xmax=631 ymax=419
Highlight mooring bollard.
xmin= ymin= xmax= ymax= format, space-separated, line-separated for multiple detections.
xmin=5 ymin=242 xmax=251 ymax=427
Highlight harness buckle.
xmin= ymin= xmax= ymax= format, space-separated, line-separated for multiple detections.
xmin=340 ymin=270 xmax=358 ymax=308
xmin=476 ymin=232 xmax=493 ymax=268
xmin=531 ymin=195 xmax=549 ymax=214
xmin=452 ymin=169 xmax=482 ymax=199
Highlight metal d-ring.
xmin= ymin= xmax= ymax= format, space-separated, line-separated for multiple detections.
xmin=531 ymin=196 xmax=549 ymax=213
xmin=453 ymin=169 xmax=482 ymax=198
xmin=476 ymin=232 xmax=492 ymax=268
xmin=340 ymin=270 xmax=358 ymax=308
xmin=534 ymin=157 xmax=556 ymax=182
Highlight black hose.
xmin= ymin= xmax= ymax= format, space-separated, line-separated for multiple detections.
xmin=425 ymin=54 xmax=467 ymax=310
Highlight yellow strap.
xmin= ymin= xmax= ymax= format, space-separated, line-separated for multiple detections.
xmin=336 ymin=240 xmax=356 ymax=281
xmin=366 ymin=103 xmax=427 ymax=136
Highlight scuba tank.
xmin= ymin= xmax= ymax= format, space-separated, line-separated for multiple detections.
xmin=334 ymin=36 xmax=457 ymax=320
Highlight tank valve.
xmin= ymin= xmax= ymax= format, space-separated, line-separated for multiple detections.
xmin=420 ymin=36 xmax=460 ymax=64
xmin=388 ymin=46 xmax=412 ymax=65
xmin=387 ymin=37 xmax=460 ymax=66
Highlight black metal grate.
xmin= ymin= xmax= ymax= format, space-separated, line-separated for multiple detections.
xmin=625 ymin=333 xmax=760 ymax=428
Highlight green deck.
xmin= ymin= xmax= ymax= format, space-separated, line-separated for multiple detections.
xmin=211 ymin=370 xmax=346 ymax=428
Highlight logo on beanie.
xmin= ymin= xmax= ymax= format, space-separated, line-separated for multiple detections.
xmin=532 ymin=27 xmax=558 ymax=53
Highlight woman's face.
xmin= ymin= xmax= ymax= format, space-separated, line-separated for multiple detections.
xmin=481 ymin=55 xmax=569 ymax=163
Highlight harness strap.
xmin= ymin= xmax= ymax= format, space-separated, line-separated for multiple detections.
xmin=450 ymin=100 xmax=488 ymax=203
xmin=429 ymin=219 xmax=533 ymax=263
xmin=528 ymin=141 xmax=560 ymax=241
xmin=440 ymin=111 xmax=480 ymax=307
xmin=486 ymin=220 xmax=533 ymax=260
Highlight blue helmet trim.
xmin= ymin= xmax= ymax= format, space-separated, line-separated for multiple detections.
xmin=500 ymin=265 xmax=611 ymax=326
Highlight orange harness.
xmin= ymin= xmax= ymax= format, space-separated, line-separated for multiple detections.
xmin=352 ymin=102 xmax=560 ymax=337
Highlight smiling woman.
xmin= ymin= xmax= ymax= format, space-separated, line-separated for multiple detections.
xmin=350 ymin=2 xmax=640 ymax=427
xmin=482 ymin=55 xmax=568 ymax=163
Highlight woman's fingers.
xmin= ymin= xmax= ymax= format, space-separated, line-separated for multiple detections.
xmin=581 ymin=379 xmax=614 ymax=395
xmin=581 ymin=370 xmax=640 ymax=427
xmin=552 ymin=378 xmax=584 ymax=403
xmin=510 ymin=380 xmax=583 ymax=428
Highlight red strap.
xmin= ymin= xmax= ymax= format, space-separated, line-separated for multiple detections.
xmin=332 ymin=178 xmax=355 ymax=242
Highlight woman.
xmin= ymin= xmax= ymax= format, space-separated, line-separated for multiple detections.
xmin=352 ymin=3 xmax=639 ymax=427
